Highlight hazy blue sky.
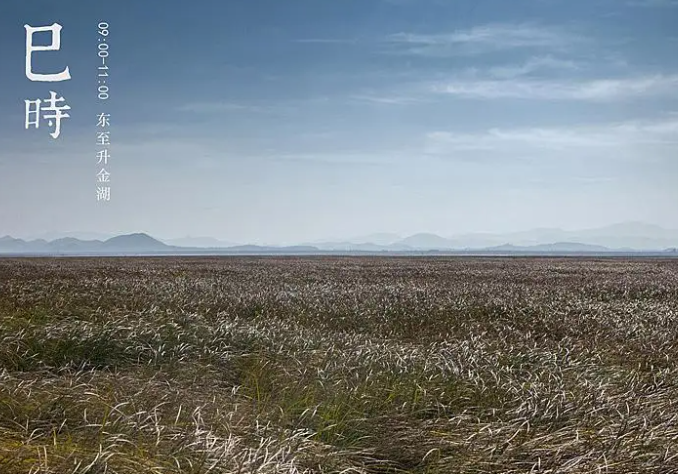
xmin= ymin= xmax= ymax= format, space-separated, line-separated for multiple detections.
xmin=0 ymin=0 xmax=676 ymax=244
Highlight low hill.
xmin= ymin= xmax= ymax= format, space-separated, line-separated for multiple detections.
xmin=102 ymin=233 xmax=169 ymax=252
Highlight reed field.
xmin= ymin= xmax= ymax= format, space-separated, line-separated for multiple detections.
xmin=1 ymin=256 xmax=677 ymax=473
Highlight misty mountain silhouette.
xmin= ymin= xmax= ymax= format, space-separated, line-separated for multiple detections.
xmin=484 ymin=242 xmax=611 ymax=252
xmin=0 ymin=233 xmax=169 ymax=255
xmin=1 ymin=223 xmax=677 ymax=255
xmin=102 ymin=233 xmax=169 ymax=251
xmin=399 ymin=233 xmax=454 ymax=249
xmin=0 ymin=233 xmax=320 ymax=255
xmin=311 ymin=222 xmax=678 ymax=251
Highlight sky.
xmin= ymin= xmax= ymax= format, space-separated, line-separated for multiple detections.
xmin=0 ymin=0 xmax=676 ymax=244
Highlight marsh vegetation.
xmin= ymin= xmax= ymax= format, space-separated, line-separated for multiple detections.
xmin=1 ymin=257 xmax=677 ymax=473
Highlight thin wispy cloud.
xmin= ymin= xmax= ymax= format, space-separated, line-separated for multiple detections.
xmin=431 ymin=74 xmax=678 ymax=101
xmin=349 ymin=94 xmax=425 ymax=105
xmin=176 ymin=97 xmax=332 ymax=116
xmin=425 ymin=117 xmax=678 ymax=155
xmin=385 ymin=23 xmax=585 ymax=56
xmin=487 ymin=55 xmax=581 ymax=79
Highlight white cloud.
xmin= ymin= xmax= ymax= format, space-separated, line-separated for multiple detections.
xmin=176 ymin=97 xmax=333 ymax=115
xmin=425 ymin=117 xmax=678 ymax=155
xmin=349 ymin=94 xmax=425 ymax=105
xmin=487 ymin=55 xmax=581 ymax=79
xmin=386 ymin=23 xmax=585 ymax=56
xmin=431 ymin=74 xmax=678 ymax=101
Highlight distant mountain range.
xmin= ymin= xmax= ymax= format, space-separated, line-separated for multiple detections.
xmin=0 ymin=233 xmax=170 ymax=254
xmin=307 ymin=222 xmax=678 ymax=252
xmin=0 ymin=234 xmax=321 ymax=255
xmin=1 ymin=222 xmax=677 ymax=256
